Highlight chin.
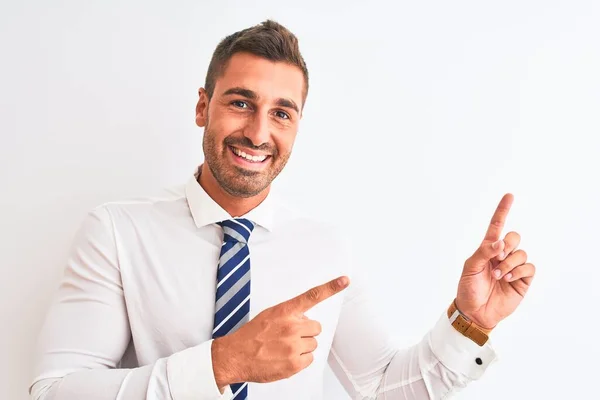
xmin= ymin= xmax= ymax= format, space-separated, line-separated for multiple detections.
xmin=219 ymin=173 xmax=268 ymax=198
xmin=221 ymin=184 xmax=265 ymax=198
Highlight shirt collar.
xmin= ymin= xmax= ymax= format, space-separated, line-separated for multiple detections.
xmin=185 ymin=167 xmax=275 ymax=232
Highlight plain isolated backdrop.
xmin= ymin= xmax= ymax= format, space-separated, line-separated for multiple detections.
xmin=1 ymin=1 xmax=599 ymax=399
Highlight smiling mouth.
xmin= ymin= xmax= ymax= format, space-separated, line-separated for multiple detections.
xmin=229 ymin=146 xmax=271 ymax=163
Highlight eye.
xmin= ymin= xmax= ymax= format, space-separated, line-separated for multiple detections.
xmin=274 ymin=110 xmax=290 ymax=120
xmin=231 ymin=100 xmax=249 ymax=109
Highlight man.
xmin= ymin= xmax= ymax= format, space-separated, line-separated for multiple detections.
xmin=30 ymin=20 xmax=535 ymax=399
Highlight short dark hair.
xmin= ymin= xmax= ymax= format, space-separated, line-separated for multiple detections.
xmin=204 ymin=19 xmax=309 ymax=103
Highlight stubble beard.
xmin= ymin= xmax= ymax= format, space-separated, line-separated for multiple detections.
xmin=202 ymin=125 xmax=291 ymax=198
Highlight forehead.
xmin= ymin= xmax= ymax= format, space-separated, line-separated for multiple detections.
xmin=215 ymin=52 xmax=305 ymax=107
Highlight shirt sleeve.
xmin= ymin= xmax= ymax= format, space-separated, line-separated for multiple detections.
xmin=327 ymin=273 xmax=498 ymax=399
xmin=29 ymin=206 xmax=232 ymax=400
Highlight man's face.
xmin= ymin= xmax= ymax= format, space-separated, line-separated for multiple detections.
xmin=196 ymin=52 xmax=305 ymax=198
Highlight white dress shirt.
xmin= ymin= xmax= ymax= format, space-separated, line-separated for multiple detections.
xmin=30 ymin=169 xmax=497 ymax=400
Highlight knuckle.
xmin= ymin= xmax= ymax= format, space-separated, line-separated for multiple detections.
xmin=499 ymin=261 xmax=511 ymax=272
xmin=516 ymin=249 xmax=528 ymax=260
xmin=281 ymin=323 xmax=296 ymax=336
xmin=277 ymin=306 xmax=293 ymax=317
xmin=490 ymin=219 xmax=504 ymax=229
xmin=266 ymin=304 xmax=283 ymax=317
xmin=328 ymin=280 xmax=338 ymax=292
xmin=498 ymin=262 xmax=510 ymax=272
xmin=507 ymin=231 xmax=520 ymax=241
xmin=306 ymin=288 xmax=321 ymax=302
xmin=314 ymin=321 xmax=322 ymax=335
xmin=259 ymin=318 xmax=270 ymax=330
xmin=284 ymin=341 xmax=297 ymax=357
xmin=289 ymin=357 xmax=304 ymax=372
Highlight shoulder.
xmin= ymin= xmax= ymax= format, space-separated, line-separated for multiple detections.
xmin=90 ymin=183 xmax=189 ymax=224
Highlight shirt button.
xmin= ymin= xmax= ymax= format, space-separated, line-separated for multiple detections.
xmin=475 ymin=357 xmax=483 ymax=365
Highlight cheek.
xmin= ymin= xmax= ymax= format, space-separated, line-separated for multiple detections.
xmin=211 ymin=111 xmax=250 ymax=136
xmin=207 ymin=116 xmax=237 ymax=140
xmin=273 ymin=130 xmax=297 ymax=155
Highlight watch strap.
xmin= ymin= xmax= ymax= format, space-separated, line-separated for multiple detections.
xmin=447 ymin=300 xmax=491 ymax=346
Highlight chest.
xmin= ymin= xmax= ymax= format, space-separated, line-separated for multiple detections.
xmin=119 ymin=226 xmax=351 ymax=371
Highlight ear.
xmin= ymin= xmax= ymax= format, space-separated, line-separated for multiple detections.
xmin=195 ymin=88 xmax=209 ymax=127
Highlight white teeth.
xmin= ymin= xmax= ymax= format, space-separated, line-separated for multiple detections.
xmin=231 ymin=147 xmax=267 ymax=162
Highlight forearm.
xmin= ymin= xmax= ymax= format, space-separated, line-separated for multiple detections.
xmin=371 ymin=319 xmax=477 ymax=399
xmin=31 ymin=340 xmax=230 ymax=400
xmin=329 ymin=337 xmax=453 ymax=399
xmin=330 ymin=311 xmax=497 ymax=399
xmin=30 ymin=364 xmax=154 ymax=400
xmin=328 ymin=268 xmax=498 ymax=400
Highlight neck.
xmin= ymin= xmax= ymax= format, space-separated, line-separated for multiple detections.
xmin=198 ymin=163 xmax=269 ymax=217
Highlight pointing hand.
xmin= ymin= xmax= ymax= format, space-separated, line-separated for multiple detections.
xmin=211 ymin=276 xmax=350 ymax=387
xmin=456 ymin=193 xmax=536 ymax=329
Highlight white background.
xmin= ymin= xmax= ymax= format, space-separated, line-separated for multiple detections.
xmin=1 ymin=0 xmax=599 ymax=399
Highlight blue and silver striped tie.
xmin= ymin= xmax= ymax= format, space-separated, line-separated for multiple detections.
xmin=213 ymin=218 xmax=254 ymax=399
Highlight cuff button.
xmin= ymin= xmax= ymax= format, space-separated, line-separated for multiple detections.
xmin=475 ymin=357 xmax=483 ymax=365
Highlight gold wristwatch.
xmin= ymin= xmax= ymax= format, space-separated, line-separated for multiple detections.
xmin=447 ymin=300 xmax=492 ymax=346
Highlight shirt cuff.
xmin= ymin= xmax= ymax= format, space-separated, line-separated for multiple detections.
xmin=428 ymin=312 xmax=498 ymax=380
xmin=167 ymin=339 xmax=233 ymax=400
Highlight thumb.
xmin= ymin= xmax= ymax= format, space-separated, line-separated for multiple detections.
xmin=465 ymin=239 xmax=505 ymax=272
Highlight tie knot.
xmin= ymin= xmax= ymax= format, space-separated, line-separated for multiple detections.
xmin=218 ymin=218 xmax=255 ymax=244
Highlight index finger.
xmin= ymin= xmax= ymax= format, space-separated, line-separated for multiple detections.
xmin=484 ymin=193 xmax=514 ymax=242
xmin=284 ymin=276 xmax=350 ymax=313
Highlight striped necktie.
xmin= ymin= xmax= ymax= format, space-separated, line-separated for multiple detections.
xmin=212 ymin=218 xmax=254 ymax=399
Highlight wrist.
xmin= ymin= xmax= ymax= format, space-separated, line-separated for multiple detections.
xmin=453 ymin=298 xmax=495 ymax=332
xmin=211 ymin=337 xmax=239 ymax=390
xmin=447 ymin=299 xmax=492 ymax=346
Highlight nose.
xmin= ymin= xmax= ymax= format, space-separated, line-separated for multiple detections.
xmin=243 ymin=111 xmax=270 ymax=147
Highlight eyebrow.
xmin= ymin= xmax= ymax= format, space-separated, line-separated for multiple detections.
xmin=222 ymin=87 xmax=300 ymax=114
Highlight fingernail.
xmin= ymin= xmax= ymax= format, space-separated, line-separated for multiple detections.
xmin=493 ymin=269 xmax=501 ymax=279
xmin=498 ymin=252 xmax=505 ymax=260
xmin=337 ymin=277 xmax=348 ymax=288
xmin=492 ymin=240 xmax=502 ymax=250
xmin=505 ymin=273 xmax=513 ymax=281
